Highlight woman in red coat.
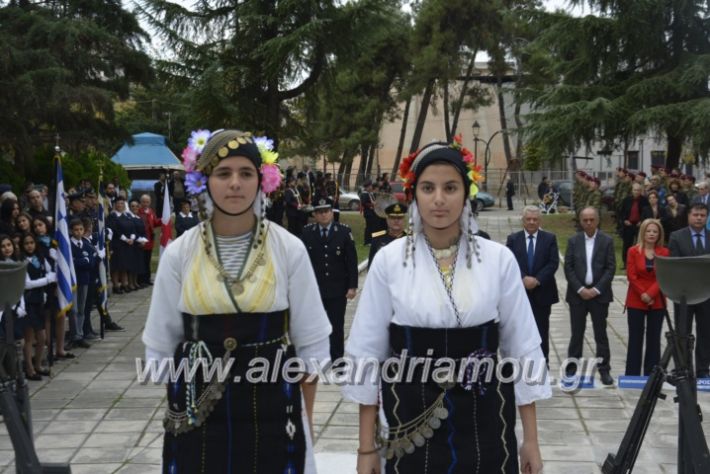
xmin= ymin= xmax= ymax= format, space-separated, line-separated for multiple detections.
xmin=625 ymin=218 xmax=669 ymax=375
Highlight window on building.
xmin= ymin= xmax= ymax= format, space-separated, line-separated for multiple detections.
xmin=651 ymin=151 xmax=666 ymax=167
xmin=626 ymin=151 xmax=639 ymax=170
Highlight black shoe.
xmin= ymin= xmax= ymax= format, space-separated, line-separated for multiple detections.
xmin=599 ymin=371 xmax=614 ymax=386
xmin=25 ymin=372 xmax=42 ymax=381
xmin=84 ymin=332 xmax=100 ymax=340
xmin=105 ymin=322 xmax=125 ymax=331
xmin=74 ymin=339 xmax=91 ymax=349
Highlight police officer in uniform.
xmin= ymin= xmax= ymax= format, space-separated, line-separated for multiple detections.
xmin=301 ymin=198 xmax=358 ymax=362
xmin=368 ymin=202 xmax=407 ymax=269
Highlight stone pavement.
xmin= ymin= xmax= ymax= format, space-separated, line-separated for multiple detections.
xmin=2 ymin=205 xmax=710 ymax=473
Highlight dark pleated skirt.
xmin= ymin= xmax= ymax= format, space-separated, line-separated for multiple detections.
xmin=382 ymin=322 xmax=518 ymax=474
xmin=163 ymin=311 xmax=306 ymax=474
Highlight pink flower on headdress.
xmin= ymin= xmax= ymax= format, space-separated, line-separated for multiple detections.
xmin=181 ymin=146 xmax=198 ymax=172
xmin=261 ymin=164 xmax=282 ymax=193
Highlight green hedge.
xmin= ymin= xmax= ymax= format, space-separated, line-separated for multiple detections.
xmin=0 ymin=146 xmax=130 ymax=193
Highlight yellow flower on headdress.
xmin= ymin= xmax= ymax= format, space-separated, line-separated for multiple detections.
xmin=261 ymin=149 xmax=279 ymax=165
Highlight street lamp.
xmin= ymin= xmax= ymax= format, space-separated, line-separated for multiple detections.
xmin=482 ymin=129 xmax=511 ymax=192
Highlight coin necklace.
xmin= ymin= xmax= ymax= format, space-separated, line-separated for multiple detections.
xmin=201 ymin=219 xmax=268 ymax=296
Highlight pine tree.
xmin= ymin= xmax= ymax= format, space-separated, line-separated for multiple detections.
xmin=523 ymin=1 xmax=710 ymax=169
xmin=0 ymin=0 xmax=152 ymax=174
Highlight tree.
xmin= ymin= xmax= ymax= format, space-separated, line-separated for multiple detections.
xmin=0 ymin=0 xmax=153 ymax=174
xmin=138 ymin=0 xmax=378 ymax=148
xmin=404 ymin=0 xmax=500 ymax=151
xmin=523 ymin=1 xmax=710 ymax=169
xmin=288 ymin=1 xmax=411 ymax=185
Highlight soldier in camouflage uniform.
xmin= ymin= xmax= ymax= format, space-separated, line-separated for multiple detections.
xmin=585 ymin=176 xmax=602 ymax=216
xmin=573 ymin=171 xmax=586 ymax=212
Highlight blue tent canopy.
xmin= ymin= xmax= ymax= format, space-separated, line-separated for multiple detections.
xmin=111 ymin=132 xmax=183 ymax=170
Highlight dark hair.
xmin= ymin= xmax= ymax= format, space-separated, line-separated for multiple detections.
xmin=689 ymin=202 xmax=709 ymax=214
xmin=81 ymin=217 xmax=93 ymax=229
xmin=69 ymin=218 xmax=84 ymax=229
xmin=15 ymin=211 xmax=32 ymax=228
xmin=32 ymin=215 xmax=52 ymax=235
xmin=1 ymin=199 xmax=18 ymax=223
xmin=647 ymin=190 xmax=659 ymax=200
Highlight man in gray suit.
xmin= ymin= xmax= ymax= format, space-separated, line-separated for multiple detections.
xmin=564 ymin=207 xmax=617 ymax=385
xmin=668 ymin=202 xmax=710 ymax=377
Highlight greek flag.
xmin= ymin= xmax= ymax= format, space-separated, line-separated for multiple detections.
xmin=54 ymin=157 xmax=76 ymax=316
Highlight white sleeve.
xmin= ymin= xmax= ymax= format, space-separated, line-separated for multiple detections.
xmin=343 ymin=251 xmax=392 ymax=361
xmin=297 ymin=337 xmax=331 ymax=374
xmin=142 ymin=242 xmax=185 ymax=355
xmin=495 ymin=249 xmax=551 ymax=405
xmin=341 ymin=253 xmax=393 ymax=405
xmin=145 ymin=346 xmax=174 ymax=384
xmin=25 ymin=273 xmax=50 ymax=290
xmin=285 ymin=237 xmax=332 ymax=353
xmin=341 ymin=356 xmax=380 ymax=406
xmin=513 ymin=346 xmax=552 ymax=405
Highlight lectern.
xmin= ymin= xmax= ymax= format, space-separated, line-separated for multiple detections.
xmin=0 ymin=261 xmax=71 ymax=473
xmin=603 ymin=255 xmax=710 ymax=473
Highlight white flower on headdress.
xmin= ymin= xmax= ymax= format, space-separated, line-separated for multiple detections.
xmin=188 ymin=129 xmax=211 ymax=153
xmin=254 ymin=136 xmax=274 ymax=151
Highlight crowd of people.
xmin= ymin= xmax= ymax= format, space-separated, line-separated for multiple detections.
xmin=0 ymin=172 xmax=205 ymax=382
xmin=531 ymin=166 xmax=710 ymax=383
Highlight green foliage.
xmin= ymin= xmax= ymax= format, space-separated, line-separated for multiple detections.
xmin=137 ymin=0 xmax=372 ymax=145
xmin=0 ymin=146 xmax=128 ymax=192
xmin=288 ymin=1 xmax=411 ymax=164
xmin=0 ymin=0 xmax=153 ymax=173
xmin=523 ymin=1 xmax=710 ymax=168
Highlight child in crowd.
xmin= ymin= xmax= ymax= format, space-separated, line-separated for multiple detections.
xmin=20 ymin=232 xmax=55 ymax=380
xmin=68 ymin=218 xmax=94 ymax=349
xmin=81 ymin=217 xmax=101 ymax=339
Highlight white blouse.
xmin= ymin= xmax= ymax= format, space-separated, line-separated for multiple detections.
xmin=343 ymin=233 xmax=552 ymax=406
xmin=142 ymin=222 xmax=332 ymax=372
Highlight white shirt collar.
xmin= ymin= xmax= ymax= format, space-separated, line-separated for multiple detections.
xmin=584 ymin=230 xmax=598 ymax=241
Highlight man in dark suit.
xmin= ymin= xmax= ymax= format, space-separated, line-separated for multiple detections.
xmin=564 ymin=207 xmax=616 ymax=385
xmin=302 ymin=198 xmax=358 ymax=362
xmin=506 ymin=205 xmax=559 ymax=364
xmin=668 ymin=202 xmax=710 ymax=377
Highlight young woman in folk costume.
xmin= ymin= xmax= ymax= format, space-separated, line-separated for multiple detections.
xmin=345 ymin=137 xmax=550 ymax=474
xmin=143 ymin=129 xmax=332 ymax=473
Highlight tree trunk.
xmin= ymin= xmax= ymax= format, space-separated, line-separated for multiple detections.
xmin=496 ymin=73 xmax=513 ymax=166
xmin=409 ymin=79 xmax=435 ymax=153
xmin=391 ymin=97 xmax=411 ymax=176
xmin=443 ymin=79 xmax=451 ymax=141
xmin=666 ymin=132 xmax=682 ymax=170
xmin=450 ymin=52 xmax=477 ymax=137
xmin=357 ymin=144 xmax=370 ymax=186
xmin=514 ymin=100 xmax=524 ymax=163
xmin=365 ymin=143 xmax=376 ymax=177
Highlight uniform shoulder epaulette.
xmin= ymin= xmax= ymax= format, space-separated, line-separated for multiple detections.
xmin=305 ymin=223 xmax=315 ymax=228
xmin=371 ymin=230 xmax=386 ymax=238
xmin=337 ymin=222 xmax=350 ymax=229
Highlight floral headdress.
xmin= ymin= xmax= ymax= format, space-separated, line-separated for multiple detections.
xmin=398 ymin=134 xmax=484 ymax=198
xmin=182 ymin=129 xmax=282 ymax=196
xmin=398 ymin=134 xmax=484 ymax=270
